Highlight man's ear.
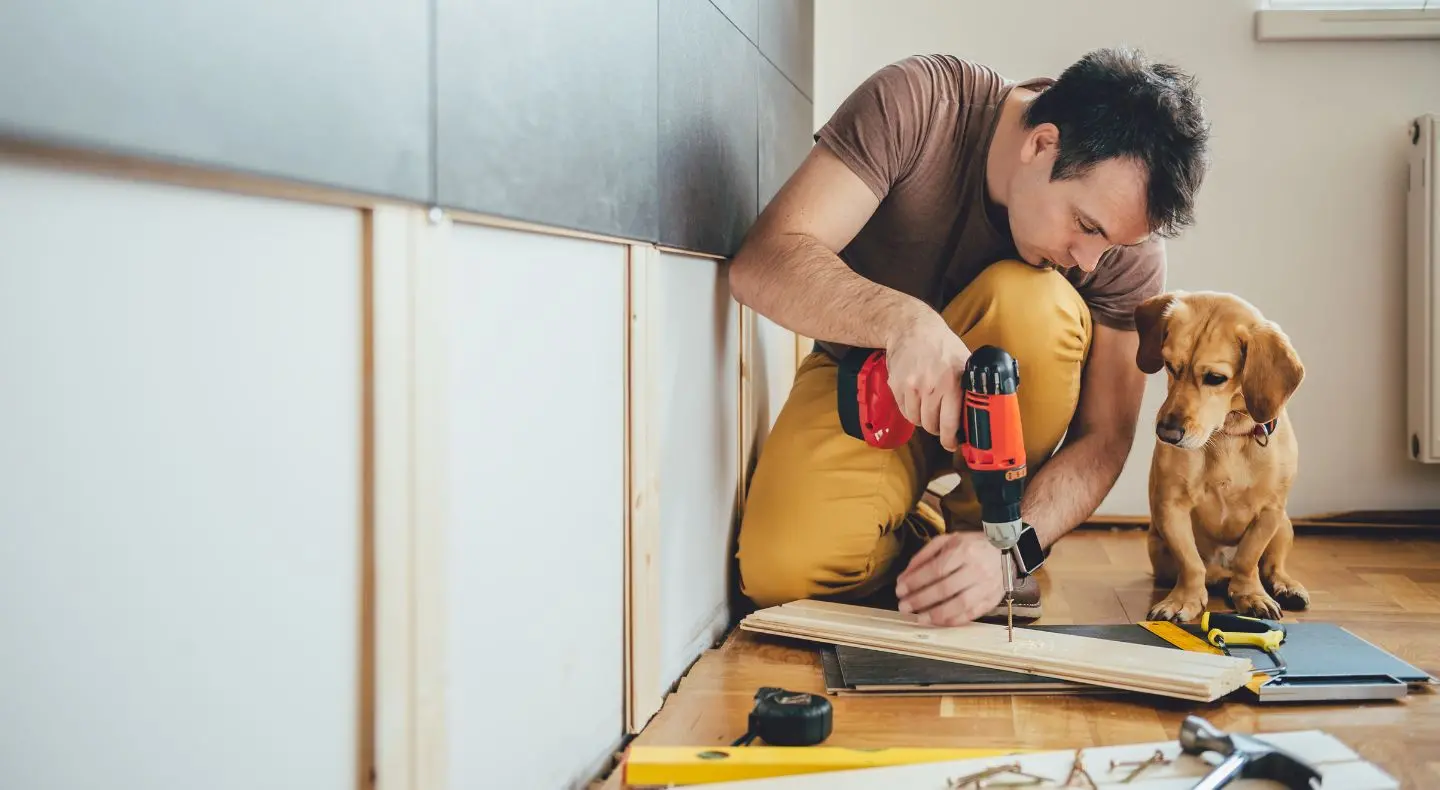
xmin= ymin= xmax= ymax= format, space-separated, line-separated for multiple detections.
xmin=1133 ymin=293 xmax=1177 ymax=374
xmin=1240 ymin=320 xmax=1304 ymax=424
xmin=1020 ymin=122 xmax=1059 ymax=165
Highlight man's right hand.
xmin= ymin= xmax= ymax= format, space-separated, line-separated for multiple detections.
xmin=883 ymin=310 xmax=971 ymax=453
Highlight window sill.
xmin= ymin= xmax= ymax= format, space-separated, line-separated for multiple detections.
xmin=1255 ymin=8 xmax=1440 ymax=40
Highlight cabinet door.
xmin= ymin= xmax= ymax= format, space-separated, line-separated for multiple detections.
xmin=748 ymin=311 xmax=799 ymax=457
xmin=0 ymin=161 xmax=364 ymax=790
xmin=442 ymin=222 xmax=628 ymax=790
xmin=655 ymin=251 xmax=741 ymax=685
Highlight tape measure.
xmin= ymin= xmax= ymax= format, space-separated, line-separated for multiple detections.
xmin=730 ymin=687 xmax=833 ymax=747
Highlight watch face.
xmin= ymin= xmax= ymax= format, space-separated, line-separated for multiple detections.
xmin=1014 ymin=525 xmax=1046 ymax=576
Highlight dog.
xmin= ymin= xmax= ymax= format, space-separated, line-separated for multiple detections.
xmin=1132 ymin=290 xmax=1309 ymax=623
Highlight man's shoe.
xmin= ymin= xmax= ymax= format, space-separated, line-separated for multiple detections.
xmin=981 ymin=573 xmax=1042 ymax=622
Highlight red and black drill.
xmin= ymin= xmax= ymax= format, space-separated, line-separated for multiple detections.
xmin=836 ymin=344 xmax=1046 ymax=637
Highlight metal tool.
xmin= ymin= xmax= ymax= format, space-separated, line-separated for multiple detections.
xmin=836 ymin=345 xmax=1045 ymax=641
xmin=729 ymin=687 xmax=833 ymax=747
xmin=1178 ymin=715 xmax=1322 ymax=789
xmin=1201 ymin=612 xmax=1288 ymax=675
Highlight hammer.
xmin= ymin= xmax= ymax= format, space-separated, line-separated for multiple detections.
xmin=1180 ymin=715 xmax=1322 ymax=789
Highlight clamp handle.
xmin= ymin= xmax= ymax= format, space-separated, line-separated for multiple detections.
xmin=1206 ymin=628 xmax=1284 ymax=651
xmin=1201 ymin=611 xmax=1285 ymax=636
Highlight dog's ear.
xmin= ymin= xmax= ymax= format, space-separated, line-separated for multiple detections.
xmin=1240 ymin=320 xmax=1304 ymax=424
xmin=1133 ymin=293 xmax=1177 ymax=374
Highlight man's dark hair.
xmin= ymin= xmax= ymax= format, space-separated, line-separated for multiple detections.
xmin=1022 ymin=46 xmax=1210 ymax=238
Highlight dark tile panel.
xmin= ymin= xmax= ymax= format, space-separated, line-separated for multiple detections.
xmin=435 ymin=0 xmax=659 ymax=241
xmin=709 ymin=0 xmax=758 ymax=43
xmin=758 ymin=0 xmax=813 ymax=100
xmin=0 ymin=0 xmax=431 ymax=202
xmin=758 ymin=54 xmax=813 ymax=212
xmin=658 ymin=0 xmax=758 ymax=257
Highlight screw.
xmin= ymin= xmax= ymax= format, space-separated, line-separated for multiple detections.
xmin=1107 ymin=749 xmax=1172 ymax=783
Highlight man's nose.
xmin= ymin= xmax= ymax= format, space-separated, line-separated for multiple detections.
xmin=1074 ymin=241 xmax=1107 ymax=272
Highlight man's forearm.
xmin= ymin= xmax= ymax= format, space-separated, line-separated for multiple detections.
xmin=729 ymin=231 xmax=933 ymax=349
xmin=1019 ymin=430 xmax=1131 ymax=548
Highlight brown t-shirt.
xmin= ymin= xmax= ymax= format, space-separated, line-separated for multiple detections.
xmin=813 ymin=54 xmax=1165 ymax=358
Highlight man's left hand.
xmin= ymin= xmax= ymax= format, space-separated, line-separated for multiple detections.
xmin=894 ymin=532 xmax=1005 ymax=626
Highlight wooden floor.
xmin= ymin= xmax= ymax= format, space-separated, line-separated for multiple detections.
xmin=602 ymin=527 xmax=1440 ymax=788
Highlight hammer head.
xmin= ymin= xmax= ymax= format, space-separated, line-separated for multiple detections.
xmin=1179 ymin=716 xmax=1322 ymax=790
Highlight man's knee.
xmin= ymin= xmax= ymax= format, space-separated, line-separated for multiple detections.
xmin=735 ymin=500 xmax=901 ymax=609
xmin=943 ymin=258 xmax=1092 ymax=363
xmin=940 ymin=259 xmax=1093 ymax=467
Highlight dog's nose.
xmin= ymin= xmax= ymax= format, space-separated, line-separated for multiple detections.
xmin=1157 ymin=418 xmax=1186 ymax=446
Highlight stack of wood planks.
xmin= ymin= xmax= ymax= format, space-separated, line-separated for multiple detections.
xmin=738 ymin=600 xmax=1254 ymax=702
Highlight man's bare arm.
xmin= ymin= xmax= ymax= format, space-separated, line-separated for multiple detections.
xmin=729 ymin=144 xmax=934 ymax=349
xmin=1020 ymin=321 xmax=1147 ymax=548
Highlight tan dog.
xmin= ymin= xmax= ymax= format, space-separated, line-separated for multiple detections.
xmin=1133 ymin=291 xmax=1308 ymax=623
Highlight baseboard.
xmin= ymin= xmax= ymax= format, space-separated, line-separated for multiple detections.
xmin=1085 ymin=510 xmax=1440 ymax=530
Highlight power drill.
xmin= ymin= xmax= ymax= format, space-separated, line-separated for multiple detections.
xmin=836 ymin=344 xmax=1046 ymax=638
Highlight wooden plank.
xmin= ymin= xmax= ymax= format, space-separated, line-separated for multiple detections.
xmin=626 ymin=243 xmax=663 ymax=733
xmin=370 ymin=204 xmax=422 ymax=790
xmin=794 ymin=332 xmax=811 ymax=372
xmin=446 ymin=206 xmax=647 ymax=249
xmin=662 ymin=729 xmax=1397 ymax=789
xmin=739 ymin=601 xmax=1253 ymax=702
xmin=739 ymin=304 xmax=753 ymax=506
xmin=411 ymin=207 xmax=451 ymax=790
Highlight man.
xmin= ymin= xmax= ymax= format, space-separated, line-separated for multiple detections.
xmin=728 ymin=48 xmax=1210 ymax=626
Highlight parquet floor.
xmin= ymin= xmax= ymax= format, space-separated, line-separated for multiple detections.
xmin=602 ymin=527 xmax=1440 ymax=788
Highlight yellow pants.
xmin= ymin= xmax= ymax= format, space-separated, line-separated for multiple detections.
xmin=736 ymin=259 xmax=1094 ymax=608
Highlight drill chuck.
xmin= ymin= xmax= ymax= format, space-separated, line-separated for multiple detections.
xmin=963 ymin=345 xmax=1021 ymax=396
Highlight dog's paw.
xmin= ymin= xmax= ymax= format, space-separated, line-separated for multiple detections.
xmin=1204 ymin=564 xmax=1233 ymax=590
xmin=1266 ymin=575 xmax=1310 ymax=611
xmin=1148 ymin=588 xmax=1208 ymax=623
xmin=1232 ymin=589 xmax=1284 ymax=621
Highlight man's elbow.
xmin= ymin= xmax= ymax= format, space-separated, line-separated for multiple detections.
xmin=727 ymin=251 xmax=755 ymax=307
xmin=726 ymin=231 xmax=775 ymax=308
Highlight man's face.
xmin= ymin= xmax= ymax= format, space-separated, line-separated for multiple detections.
xmin=1005 ymin=124 xmax=1153 ymax=273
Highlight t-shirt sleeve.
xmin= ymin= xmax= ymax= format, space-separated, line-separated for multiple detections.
xmin=1069 ymin=238 xmax=1168 ymax=331
xmin=813 ymin=56 xmax=940 ymax=200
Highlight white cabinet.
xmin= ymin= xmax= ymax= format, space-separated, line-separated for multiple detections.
xmin=440 ymin=222 xmax=628 ymax=789
xmin=654 ymin=251 xmax=741 ymax=688
xmin=0 ymin=161 xmax=364 ymax=790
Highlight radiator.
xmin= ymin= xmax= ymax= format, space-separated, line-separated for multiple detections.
xmin=1408 ymin=113 xmax=1440 ymax=463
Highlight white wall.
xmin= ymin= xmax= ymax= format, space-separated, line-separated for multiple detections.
xmin=0 ymin=160 xmax=363 ymax=790
xmin=816 ymin=0 xmax=1440 ymax=517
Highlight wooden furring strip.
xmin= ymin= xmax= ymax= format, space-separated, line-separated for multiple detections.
xmin=739 ymin=600 xmax=1253 ymax=702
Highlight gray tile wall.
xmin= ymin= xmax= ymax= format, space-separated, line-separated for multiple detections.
xmin=0 ymin=0 xmax=813 ymax=257
xmin=0 ymin=0 xmax=432 ymax=202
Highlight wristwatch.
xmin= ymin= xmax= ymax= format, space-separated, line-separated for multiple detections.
xmin=1011 ymin=522 xmax=1047 ymax=578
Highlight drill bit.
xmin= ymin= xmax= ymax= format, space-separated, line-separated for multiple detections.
xmin=1001 ymin=552 xmax=1015 ymax=642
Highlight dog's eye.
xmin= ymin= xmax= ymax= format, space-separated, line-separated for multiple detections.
xmin=1203 ymin=373 xmax=1228 ymax=386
